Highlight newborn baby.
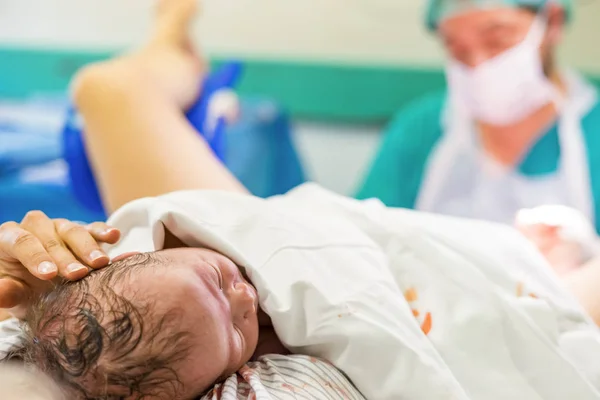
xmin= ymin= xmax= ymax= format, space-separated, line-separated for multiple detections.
xmin=24 ymin=247 xmax=272 ymax=399
xmin=19 ymin=185 xmax=600 ymax=400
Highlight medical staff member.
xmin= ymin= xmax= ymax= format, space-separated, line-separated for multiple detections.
xmin=358 ymin=0 xmax=600 ymax=231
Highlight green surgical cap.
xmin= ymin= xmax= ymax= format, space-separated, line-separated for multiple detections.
xmin=425 ymin=0 xmax=573 ymax=31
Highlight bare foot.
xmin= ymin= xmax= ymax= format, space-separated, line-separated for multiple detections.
xmin=73 ymin=0 xmax=205 ymax=110
xmin=152 ymin=0 xmax=199 ymax=48
xmin=136 ymin=0 xmax=205 ymax=108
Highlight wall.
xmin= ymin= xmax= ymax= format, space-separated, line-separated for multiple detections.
xmin=1 ymin=0 xmax=599 ymax=72
xmin=0 ymin=1 xmax=436 ymax=64
xmin=294 ymin=122 xmax=382 ymax=195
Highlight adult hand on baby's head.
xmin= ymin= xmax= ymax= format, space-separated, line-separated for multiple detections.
xmin=0 ymin=211 xmax=120 ymax=318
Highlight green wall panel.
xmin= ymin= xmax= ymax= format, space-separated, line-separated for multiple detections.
xmin=0 ymin=47 xmax=598 ymax=123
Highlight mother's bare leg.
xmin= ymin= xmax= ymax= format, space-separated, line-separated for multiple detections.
xmin=73 ymin=0 xmax=247 ymax=214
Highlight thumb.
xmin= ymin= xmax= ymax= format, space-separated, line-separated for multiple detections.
xmin=0 ymin=278 xmax=27 ymax=310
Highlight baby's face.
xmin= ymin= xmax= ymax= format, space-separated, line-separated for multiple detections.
xmin=130 ymin=248 xmax=259 ymax=397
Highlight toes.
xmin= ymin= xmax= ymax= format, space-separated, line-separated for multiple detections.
xmin=152 ymin=0 xmax=199 ymax=46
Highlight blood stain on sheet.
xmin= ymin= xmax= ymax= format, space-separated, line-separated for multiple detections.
xmin=516 ymin=281 xmax=539 ymax=299
xmin=421 ymin=312 xmax=432 ymax=335
xmin=404 ymin=287 xmax=418 ymax=302
xmin=516 ymin=282 xmax=524 ymax=297
xmin=405 ymin=287 xmax=433 ymax=336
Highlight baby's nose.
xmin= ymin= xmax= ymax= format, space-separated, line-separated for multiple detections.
xmin=230 ymin=282 xmax=257 ymax=320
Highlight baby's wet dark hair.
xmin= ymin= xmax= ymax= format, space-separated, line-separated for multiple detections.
xmin=21 ymin=253 xmax=191 ymax=400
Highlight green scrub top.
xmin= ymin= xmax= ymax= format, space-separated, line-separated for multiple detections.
xmin=357 ymin=89 xmax=600 ymax=231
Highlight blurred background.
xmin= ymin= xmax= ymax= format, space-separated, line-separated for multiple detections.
xmin=0 ymin=0 xmax=599 ymax=223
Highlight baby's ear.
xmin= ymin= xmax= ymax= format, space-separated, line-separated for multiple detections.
xmin=111 ymin=252 xmax=142 ymax=263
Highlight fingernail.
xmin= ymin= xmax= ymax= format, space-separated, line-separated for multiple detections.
xmin=38 ymin=262 xmax=57 ymax=275
xmin=103 ymin=228 xmax=118 ymax=236
xmin=90 ymin=250 xmax=107 ymax=262
xmin=67 ymin=263 xmax=87 ymax=275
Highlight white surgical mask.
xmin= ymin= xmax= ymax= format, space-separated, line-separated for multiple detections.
xmin=446 ymin=16 xmax=560 ymax=126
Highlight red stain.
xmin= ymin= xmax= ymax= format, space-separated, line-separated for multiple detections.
xmin=405 ymin=287 xmax=418 ymax=302
xmin=516 ymin=282 xmax=524 ymax=297
xmin=421 ymin=312 xmax=432 ymax=335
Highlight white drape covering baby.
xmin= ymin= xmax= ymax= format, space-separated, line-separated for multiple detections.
xmin=3 ymin=183 xmax=600 ymax=399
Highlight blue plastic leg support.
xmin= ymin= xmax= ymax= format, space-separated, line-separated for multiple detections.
xmin=63 ymin=61 xmax=243 ymax=215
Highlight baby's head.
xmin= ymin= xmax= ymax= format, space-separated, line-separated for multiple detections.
xmin=23 ymin=248 xmax=259 ymax=399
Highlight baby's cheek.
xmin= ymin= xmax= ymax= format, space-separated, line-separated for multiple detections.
xmin=242 ymin=318 xmax=260 ymax=359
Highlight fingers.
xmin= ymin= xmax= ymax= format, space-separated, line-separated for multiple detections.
xmin=20 ymin=212 xmax=89 ymax=281
xmin=0 ymin=221 xmax=58 ymax=280
xmin=54 ymin=219 xmax=111 ymax=271
xmin=85 ymin=222 xmax=121 ymax=244
xmin=0 ymin=278 xmax=27 ymax=310
xmin=1 ymin=212 xmax=119 ymax=285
